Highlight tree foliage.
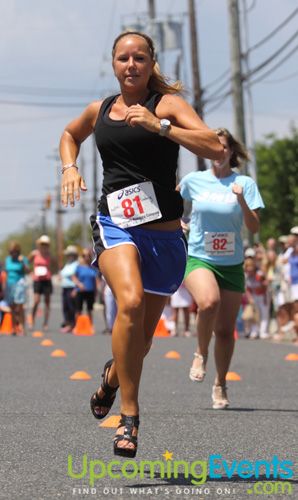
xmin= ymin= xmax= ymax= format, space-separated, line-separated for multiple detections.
xmin=255 ymin=126 xmax=298 ymax=241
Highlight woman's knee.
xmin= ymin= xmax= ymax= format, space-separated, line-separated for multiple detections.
xmin=117 ymin=290 xmax=145 ymax=321
xmin=215 ymin=326 xmax=234 ymax=339
xmin=198 ymin=296 xmax=220 ymax=315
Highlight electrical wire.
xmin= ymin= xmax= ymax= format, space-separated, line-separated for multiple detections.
xmin=261 ymin=70 xmax=298 ymax=84
xmin=245 ymin=7 xmax=298 ymax=54
xmin=0 ymin=100 xmax=88 ymax=108
xmin=248 ymin=44 xmax=298 ymax=86
xmin=204 ymin=7 xmax=298 ymax=98
xmin=246 ymin=31 xmax=298 ymax=79
xmin=0 ymin=84 xmax=101 ymax=97
xmin=202 ymin=69 xmax=230 ymax=91
xmin=203 ymin=77 xmax=231 ymax=103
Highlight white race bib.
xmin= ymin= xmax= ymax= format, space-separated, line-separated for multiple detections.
xmin=35 ymin=266 xmax=48 ymax=277
xmin=204 ymin=232 xmax=235 ymax=256
xmin=107 ymin=181 xmax=162 ymax=228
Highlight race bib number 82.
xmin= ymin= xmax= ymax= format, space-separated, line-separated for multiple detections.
xmin=204 ymin=232 xmax=235 ymax=256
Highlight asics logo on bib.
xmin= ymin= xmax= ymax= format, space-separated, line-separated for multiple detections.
xmin=118 ymin=186 xmax=141 ymax=200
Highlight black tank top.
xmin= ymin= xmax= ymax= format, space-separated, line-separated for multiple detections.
xmin=94 ymin=91 xmax=183 ymax=222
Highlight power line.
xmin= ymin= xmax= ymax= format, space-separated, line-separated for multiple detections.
xmin=203 ymin=69 xmax=230 ymax=91
xmin=0 ymin=84 xmax=101 ymax=97
xmin=261 ymin=70 xmax=298 ymax=84
xmin=245 ymin=30 xmax=298 ymax=79
xmin=203 ymin=77 xmax=231 ymax=103
xmin=248 ymin=44 xmax=298 ymax=86
xmin=245 ymin=7 xmax=298 ymax=54
xmin=205 ymin=93 xmax=231 ymax=114
xmin=205 ymin=37 xmax=298 ymax=105
xmin=204 ymin=7 xmax=298 ymax=98
xmin=0 ymin=99 xmax=89 ymax=108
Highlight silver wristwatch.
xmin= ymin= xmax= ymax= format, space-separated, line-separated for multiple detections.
xmin=159 ymin=118 xmax=171 ymax=137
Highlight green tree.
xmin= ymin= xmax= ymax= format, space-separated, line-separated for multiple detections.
xmin=256 ymin=126 xmax=298 ymax=241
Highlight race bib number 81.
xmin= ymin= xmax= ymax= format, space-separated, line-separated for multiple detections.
xmin=204 ymin=232 xmax=235 ymax=256
xmin=107 ymin=181 xmax=162 ymax=228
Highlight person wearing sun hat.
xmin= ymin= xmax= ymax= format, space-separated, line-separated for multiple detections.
xmin=59 ymin=245 xmax=79 ymax=333
xmin=28 ymin=235 xmax=52 ymax=331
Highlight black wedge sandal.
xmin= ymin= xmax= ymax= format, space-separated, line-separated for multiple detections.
xmin=90 ymin=359 xmax=119 ymax=420
xmin=113 ymin=414 xmax=140 ymax=458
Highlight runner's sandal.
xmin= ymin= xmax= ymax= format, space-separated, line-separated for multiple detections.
xmin=90 ymin=359 xmax=119 ymax=420
xmin=113 ymin=414 xmax=139 ymax=458
xmin=189 ymin=352 xmax=207 ymax=382
xmin=212 ymin=384 xmax=229 ymax=410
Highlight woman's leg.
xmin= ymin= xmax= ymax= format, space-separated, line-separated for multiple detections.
xmin=257 ymin=295 xmax=270 ymax=338
xmin=31 ymin=293 xmax=41 ymax=326
xmin=213 ymin=289 xmax=242 ymax=386
xmin=11 ymin=303 xmax=18 ymax=333
xmin=182 ymin=307 xmax=191 ymax=336
xmin=96 ymin=244 xmax=167 ymax=450
xmin=43 ymin=293 xmax=51 ymax=329
xmin=67 ymin=289 xmax=77 ymax=328
xmin=172 ymin=307 xmax=179 ymax=336
xmin=62 ymin=288 xmax=68 ymax=326
xmin=99 ymin=245 xmax=145 ymax=418
xmin=185 ymin=269 xmax=220 ymax=373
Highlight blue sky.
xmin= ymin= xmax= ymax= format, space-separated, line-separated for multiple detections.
xmin=0 ymin=0 xmax=297 ymax=243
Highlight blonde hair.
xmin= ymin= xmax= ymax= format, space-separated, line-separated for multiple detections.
xmin=215 ymin=128 xmax=249 ymax=168
xmin=112 ymin=31 xmax=183 ymax=95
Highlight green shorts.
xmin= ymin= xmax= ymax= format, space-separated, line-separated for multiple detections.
xmin=185 ymin=256 xmax=245 ymax=293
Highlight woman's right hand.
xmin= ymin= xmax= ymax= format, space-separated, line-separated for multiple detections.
xmin=61 ymin=169 xmax=87 ymax=207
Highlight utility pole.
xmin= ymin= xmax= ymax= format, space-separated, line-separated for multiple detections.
xmin=228 ymin=0 xmax=253 ymax=244
xmin=242 ymin=0 xmax=257 ymax=181
xmin=227 ymin=0 xmax=246 ymax=148
xmin=80 ymin=150 xmax=88 ymax=248
xmin=188 ymin=0 xmax=205 ymax=171
xmin=148 ymin=0 xmax=156 ymax=18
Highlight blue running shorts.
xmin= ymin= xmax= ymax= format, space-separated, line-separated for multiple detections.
xmin=90 ymin=214 xmax=187 ymax=296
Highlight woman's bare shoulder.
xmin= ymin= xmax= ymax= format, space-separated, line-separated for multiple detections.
xmin=156 ymin=94 xmax=190 ymax=118
xmin=84 ymin=100 xmax=104 ymax=127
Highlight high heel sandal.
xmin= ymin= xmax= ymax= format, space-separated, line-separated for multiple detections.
xmin=113 ymin=414 xmax=139 ymax=458
xmin=189 ymin=352 xmax=207 ymax=382
xmin=90 ymin=359 xmax=119 ymax=420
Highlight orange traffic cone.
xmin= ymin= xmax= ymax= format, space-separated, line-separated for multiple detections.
xmin=285 ymin=353 xmax=298 ymax=361
xmin=72 ymin=315 xmax=95 ymax=336
xmin=226 ymin=371 xmax=242 ymax=381
xmin=99 ymin=415 xmax=121 ymax=428
xmin=51 ymin=349 xmax=67 ymax=357
xmin=0 ymin=312 xmax=14 ymax=335
xmin=69 ymin=370 xmax=92 ymax=380
xmin=165 ymin=350 xmax=181 ymax=359
xmin=154 ymin=318 xmax=170 ymax=337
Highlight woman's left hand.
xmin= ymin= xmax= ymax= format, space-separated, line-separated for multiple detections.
xmin=125 ymin=104 xmax=159 ymax=133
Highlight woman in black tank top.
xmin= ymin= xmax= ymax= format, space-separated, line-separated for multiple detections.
xmin=59 ymin=31 xmax=223 ymax=458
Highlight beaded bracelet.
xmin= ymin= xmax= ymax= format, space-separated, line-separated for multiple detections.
xmin=61 ymin=163 xmax=78 ymax=174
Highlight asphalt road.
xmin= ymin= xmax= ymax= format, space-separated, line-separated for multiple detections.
xmin=0 ymin=289 xmax=297 ymax=500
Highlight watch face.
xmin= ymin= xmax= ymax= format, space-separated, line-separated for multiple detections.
xmin=160 ymin=119 xmax=171 ymax=128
